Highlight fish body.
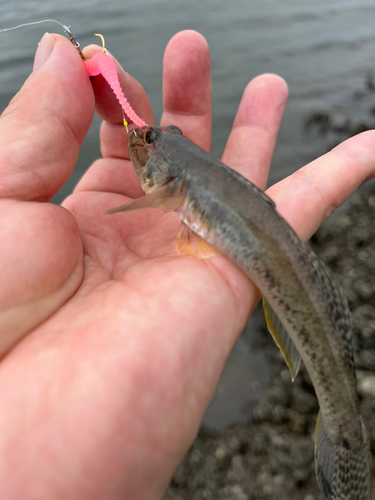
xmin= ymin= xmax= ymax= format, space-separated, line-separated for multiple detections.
xmin=106 ymin=125 xmax=371 ymax=500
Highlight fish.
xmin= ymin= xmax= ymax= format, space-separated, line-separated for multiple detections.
xmin=104 ymin=124 xmax=371 ymax=500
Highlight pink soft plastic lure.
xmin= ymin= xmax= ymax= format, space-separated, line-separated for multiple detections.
xmin=0 ymin=24 xmax=145 ymax=126
xmin=84 ymin=46 xmax=147 ymax=128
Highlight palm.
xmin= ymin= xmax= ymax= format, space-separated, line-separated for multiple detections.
xmin=62 ymin=183 xmax=242 ymax=324
xmin=64 ymin=165 xmax=247 ymax=317
xmin=1 ymin=30 xmax=375 ymax=500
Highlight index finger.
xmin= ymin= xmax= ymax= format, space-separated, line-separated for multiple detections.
xmin=268 ymin=130 xmax=375 ymax=241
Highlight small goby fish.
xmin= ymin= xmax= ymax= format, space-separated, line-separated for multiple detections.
xmin=105 ymin=125 xmax=371 ymax=500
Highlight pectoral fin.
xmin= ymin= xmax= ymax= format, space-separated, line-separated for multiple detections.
xmin=103 ymin=180 xmax=185 ymax=215
xmin=174 ymin=223 xmax=222 ymax=259
xmin=262 ymin=297 xmax=301 ymax=380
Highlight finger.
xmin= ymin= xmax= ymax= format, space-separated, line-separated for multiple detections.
xmin=74 ymin=158 xmax=144 ymax=199
xmin=0 ymin=34 xmax=94 ymax=201
xmin=82 ymin=45 xmax=153 ymax=160
xmin=268 ymin=130 xmax=375 ymax=241
xmin=160 ymin=30 xmax=212 ymax=151
xmin=221 ymin=74 xmax=288 ymax=190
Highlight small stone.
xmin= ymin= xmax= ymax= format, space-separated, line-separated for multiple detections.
xmin=214 ymin=446 xmax=227 ymax=460
xmin=251 ymin=431 xmax=269 ymax=454
xmin=291 ymin=385 xmax=318 ymax=414
xmin=357 ymin=374 xmax=375 ymax=398
xmin=358 ymin=250 xmax=369 ymax=261
xmin=190 ymin=449 xmax=202 ymax=465
xmin=252 ymin=400 xmax=274 ymax=422
xmin=226 ymin=456 xmax=247 ymax=484
xmin=359 ymin=351 xmax=375 ymax=371
xmin=286 ymin=409 xmax=307 ymax=434
xmin=201 ymin=489 xmax=213 ymax=499
xmin=293 ymin=466 xmax=311 ymax=483
xmin=220 ymin=484 xmax=248 ymax=500
xmin=362 ymin=326 xmax=375 ymax=338
xmin=321 ymin=245 xmax=340 ymax=263
xmin=272 ymin=404 xmax=287 ymax=423
xmin=229 ymin=435 xmax=240 ymax=451
xmin=266 ymin=385 xmax=289 ymax=406
xmin=355 ymin=281 xmax=373 ymax=300
xmin=280 ymin=369 xmax=291 ymax=382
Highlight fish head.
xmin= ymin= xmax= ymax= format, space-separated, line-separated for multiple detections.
xmin=128 ymin=125 xmax=183 ymax=193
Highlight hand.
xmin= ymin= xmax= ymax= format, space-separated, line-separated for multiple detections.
xmin=0 ymin=29 xmax=374 ymax=500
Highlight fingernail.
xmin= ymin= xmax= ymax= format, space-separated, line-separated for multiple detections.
xmin=33 ymin=33 xmax=55 ymax=70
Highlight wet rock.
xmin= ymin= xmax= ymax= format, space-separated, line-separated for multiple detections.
xmin=220 ymin=484 xmax=249 ymax=500
xmin=251 ymin=399 xmax=274 ymax=422
xmin=226 ymin=456 xmax=248 ymax=484
xmin=357 ymin=373 xmax=375 ymax=398
xmin=358 ymin=350 xmax=375 ymax=371
xmin=285 ymin=408 xmax=308 ymax=434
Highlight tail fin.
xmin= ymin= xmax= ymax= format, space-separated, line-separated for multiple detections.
xmin=315 ymin=411 xmax=371 ymax=500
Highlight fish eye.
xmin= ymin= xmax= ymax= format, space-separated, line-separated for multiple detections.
xmin=144 ymin=131 xmax=152 ymax=144
xmin=143 ymin=128 xmax=161 ymax=145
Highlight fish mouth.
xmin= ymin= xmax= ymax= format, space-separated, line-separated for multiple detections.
xmin=128 ymin=126 xmax=151 ymax=148
xmin=127 ymin=126 xmax=156 ymax=179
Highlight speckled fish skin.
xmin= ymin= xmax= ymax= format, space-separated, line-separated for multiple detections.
xmin=122 ymin=125 xmax=371 ymax=499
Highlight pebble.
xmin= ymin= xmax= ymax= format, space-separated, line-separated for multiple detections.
xmin=357 ymin=374 xmax=375 ymax=398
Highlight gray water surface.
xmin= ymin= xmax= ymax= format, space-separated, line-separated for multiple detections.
xmin=1 ymin=0 xmax=375 ymax=430
xmin=2 ymin=0 xmax=375 ymax=195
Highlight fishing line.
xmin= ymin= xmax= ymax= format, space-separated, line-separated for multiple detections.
xmin=0 ymin=19 xmax=85 ymax=59
xmin=0 ymin=19 xmax=146 ymax=126
xmin=0 ymin=19 xmax=70 ymax=33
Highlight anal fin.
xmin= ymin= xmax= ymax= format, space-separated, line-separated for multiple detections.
xmin=174 ymin=223 xmax=222 ymax=259
xmin=262 ymin=297 xmax=301 ymax=380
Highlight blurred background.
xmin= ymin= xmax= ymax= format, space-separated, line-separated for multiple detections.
xmin=1 ymin=0 xmax=375 ymax=434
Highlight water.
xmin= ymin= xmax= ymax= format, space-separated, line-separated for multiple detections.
xmin=1 ymin=0 xmax=375 ymax=430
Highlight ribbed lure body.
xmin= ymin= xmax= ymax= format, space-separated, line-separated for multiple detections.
xmin=84 ymin=52 xmax=147 ymax=128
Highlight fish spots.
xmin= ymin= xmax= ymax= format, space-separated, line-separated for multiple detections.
xmin=263 ymin=268 xmax=277 ymax=289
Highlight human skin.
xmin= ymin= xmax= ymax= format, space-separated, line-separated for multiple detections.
xmin=0 ymin=29 xmax=374 ymax=500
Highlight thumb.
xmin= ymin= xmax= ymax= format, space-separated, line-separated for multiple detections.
xmin=0 ymin=34 xmax=92 ymax=354
xmin=33 ymin=31 xmax=55 ymax=71
xmin=0 ymin=33 xmax=94 ymax=201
